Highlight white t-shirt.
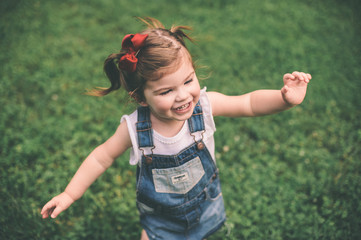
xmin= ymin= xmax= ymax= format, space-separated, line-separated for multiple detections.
xmin=121 ymin=87 xmax=216 ymax=165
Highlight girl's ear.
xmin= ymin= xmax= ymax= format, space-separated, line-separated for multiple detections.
xmin=129 ymin=92 xmax=147 ymax=106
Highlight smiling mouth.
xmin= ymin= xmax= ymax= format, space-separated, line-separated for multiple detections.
xmin=173 ymin=102 xmax=191 ymax=111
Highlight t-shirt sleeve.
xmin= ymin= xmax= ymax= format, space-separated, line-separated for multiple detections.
xmin=121 ymin=111 xmax=140 ymax=165
xmin=199 ymin=87 xmax=216 ymax=140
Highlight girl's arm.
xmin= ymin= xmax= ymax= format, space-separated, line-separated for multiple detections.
xmin=41 ymin=120 xmax=132 ymax=219
xmin=208 ymin=71 xmax=311 ymax=117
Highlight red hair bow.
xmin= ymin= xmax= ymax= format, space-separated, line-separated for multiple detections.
xmin=118 ymin=33 xmax=148 ymax=72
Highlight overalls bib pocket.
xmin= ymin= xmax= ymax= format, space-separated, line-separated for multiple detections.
xmin=152 ymin=157 xmax=205 ymax=194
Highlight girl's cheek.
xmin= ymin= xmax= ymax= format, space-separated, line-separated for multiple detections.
xmin=159 ymin=97 xmax=172 ymax=109
xmin=150 ymin=96 xmax=169 ymax=109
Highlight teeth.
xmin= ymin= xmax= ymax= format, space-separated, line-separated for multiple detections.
xmin=175 ymin=103 xmax=189 ymax=110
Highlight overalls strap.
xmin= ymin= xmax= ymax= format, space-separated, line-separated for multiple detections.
xmin=136 ymin=106 xmax=154 ymax=148
xmin=187 ymin=101 xmax=205 ymax=133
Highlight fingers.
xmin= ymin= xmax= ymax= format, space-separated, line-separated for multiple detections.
xmin=291 ymin=71 xmax=311 ymax=83
xmin=42 ymin=207 xmax=55 ymax=219
xmin=41 ymin=192 xmax=75 ymax=219
xmin=41 ymin=203 xmax=63 ymax=219
xmin=41 ymin=200 xmax=57 ymax=218
xmin=50 ymin=205 xmax=64 ymax=218
xmin=41 ymin=200 xmax=53 ymax=217
xmin=283 ymin=73 xmax=295 ymax=81
xmin=41 ymin=197 xmax=64 ymax=219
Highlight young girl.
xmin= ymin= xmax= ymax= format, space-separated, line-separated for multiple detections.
xmin=41 ymin=17 xmax=311 ymax=240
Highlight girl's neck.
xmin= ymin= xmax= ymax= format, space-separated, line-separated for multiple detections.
xmin=150 ymin=114 xmax=186 ymax=138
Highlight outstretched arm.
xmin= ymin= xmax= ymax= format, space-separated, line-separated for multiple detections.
xmin=41 ymin=121 xmax=132 ymax=219
xmin=208 ymin=71 xmax=311 ymax=117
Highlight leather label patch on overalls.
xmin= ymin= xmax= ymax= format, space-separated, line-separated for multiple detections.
xmin=171 ymin=172 xmax=189 ymax=184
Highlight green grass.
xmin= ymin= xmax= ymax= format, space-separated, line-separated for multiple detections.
xmin=1 ymin=0 xmax=360 ymax=239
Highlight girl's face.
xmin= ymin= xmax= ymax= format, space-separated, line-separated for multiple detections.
xmin=142 ymin=55 xmax=201 ymax=125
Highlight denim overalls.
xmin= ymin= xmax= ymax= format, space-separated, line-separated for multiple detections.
xmin=135 ymin=102 xmax=226 ymax=239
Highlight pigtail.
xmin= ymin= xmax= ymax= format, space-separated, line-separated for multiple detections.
xmin=137 ymin=17 xmax=165 ymax=29
xmin=170 ymin=25 xmax=194 ymax=46
xmin=137 ymin=17 xmax=193 ymax=46
xmin=86 ymin=53 xmax=123 ymax=96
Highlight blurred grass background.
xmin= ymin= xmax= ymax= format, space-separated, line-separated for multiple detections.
xmin=1 ymin=0 xmax=360 ymax=239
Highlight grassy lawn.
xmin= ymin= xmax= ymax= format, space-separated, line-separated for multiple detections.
xmin=1 ymin=0 xmax=360 ymax=239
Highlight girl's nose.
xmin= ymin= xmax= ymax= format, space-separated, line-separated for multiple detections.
xmin=175 ymin=88 xmax=188 ymax=102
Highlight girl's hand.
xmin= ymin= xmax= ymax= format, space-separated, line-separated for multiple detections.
xmin=281 ymin=71 xmax=311 ymax=106
xmin=41 ymin=192 xmax=75 ymax=219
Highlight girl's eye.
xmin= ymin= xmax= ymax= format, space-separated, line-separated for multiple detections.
xmin=185 ymin=79 xmax=193 ymax=85
xmin=160 ymin=89 xmax=172 ymax=95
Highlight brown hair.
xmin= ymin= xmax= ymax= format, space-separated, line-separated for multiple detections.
xmin=87 ymin=17 xmax=194 ymax=103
